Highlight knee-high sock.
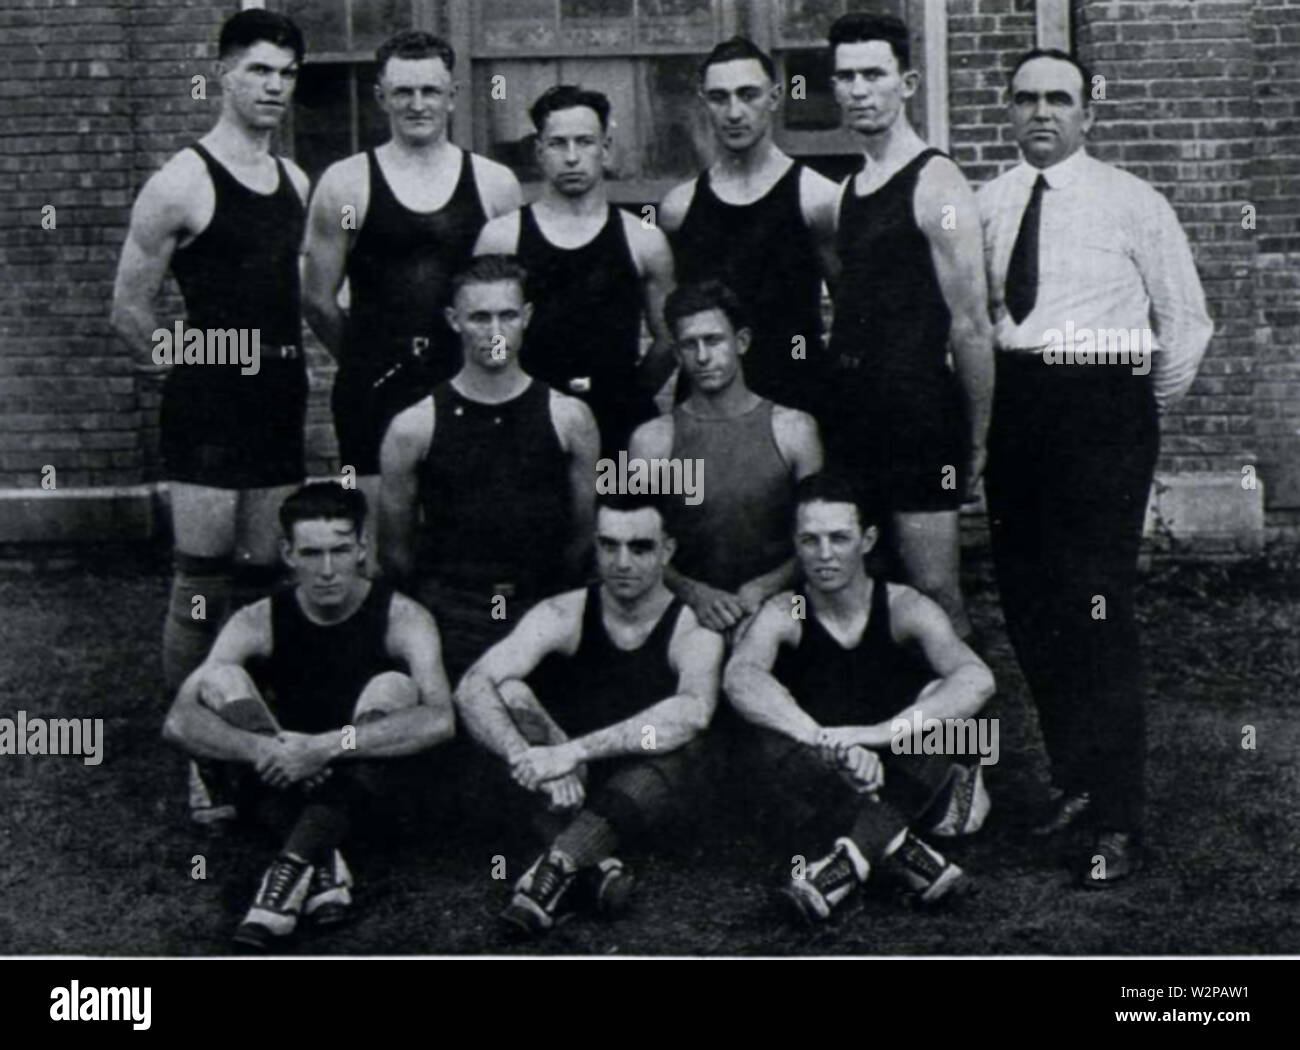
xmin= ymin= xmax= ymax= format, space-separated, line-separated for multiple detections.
xmin=284 ymin=802 xmax=352 ymax=866
xmin=163 ymin=552 xmax=233 ymax=691
xmin=552 ymin=809 xmax=618 ymax=869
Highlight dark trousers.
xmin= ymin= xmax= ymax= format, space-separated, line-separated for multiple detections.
xmin=984 ymin=355 xmax=1158 ymax=831
xmin=744 ymin=728 xmax=957 ymax=863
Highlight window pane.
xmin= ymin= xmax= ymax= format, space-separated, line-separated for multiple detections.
xmin=638 ymin=54 xmax=709 ymax=178
xmin=782 ymin=48 xmax=839 ymax=130
xmin=560 ymin=0 xmax=634 ymax=49
xmin=636 ymin=0 xmax=714 ymax=48
xmin=293 ymin=64 xmax=354 ymax=181
xmin=285 ymin=0 xmax=349 ymax=52
xmin=478 ymin=0 xmax=559 ymax=50
xmin=777 ymin=0 xmax=846 ymax=44
xmin=351 ymin=0 xmax=411 ymax=54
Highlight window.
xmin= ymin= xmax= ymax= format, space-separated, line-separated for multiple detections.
xmin=466 ymin=0 xmax=735 ymax=201
xmin=267 ymin=0 xmax=947 ymax=194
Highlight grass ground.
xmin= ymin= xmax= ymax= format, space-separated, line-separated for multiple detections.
xmin=0 ymin=545 xmax=1297 ymax=956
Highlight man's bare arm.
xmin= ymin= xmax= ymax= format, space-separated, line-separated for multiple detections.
xmin=343 ymin=593 xmax=454 ymax=757
xmin=801 ymin=164 xmax=842 ymax=295
xmin=473 ymin=154 xmax=524 ymax=219
xmin=656 ymin=178 xmax=696 ymax=237
xmin=472 ymin=210 xmax=522 ymax=256
xmin=455 ymin=592 xmax=584 ymax=760
xmin=111 ymin=158 xmax=202 ymax=372
xmin=377 ymin=399 xmax=432 ymax=582
xmin=552 ymin=391 xmax=600 ymax=580
xmin=723 ymin=596 xmax=821 ymax=744
xmin=628 ymin=215 xmax=678 ymax=395
xmin=916 ymin=159 xmax=994 ymax=496
xmin=301 ymin=158 xmax=363 ymax=358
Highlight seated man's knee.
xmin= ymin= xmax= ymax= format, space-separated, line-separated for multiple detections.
xmin=354 ymin=671 xmax=419 ymax=724
xmin=499 ymin=680 xmax=564 ymax=746
xmin=194 ymin=665 xmax=278 ymax=734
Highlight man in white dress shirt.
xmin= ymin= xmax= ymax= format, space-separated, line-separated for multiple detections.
xmin=977 ymin=49 xmax=1213 ymax=888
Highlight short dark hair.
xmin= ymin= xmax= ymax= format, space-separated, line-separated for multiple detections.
xmin=595 ymin=493 xmax=672 ymax=535
xmin=1009 ymin=48 xmax=1094 ymax=107
xmin=449 ymin=254 xmax=528 ymax=301
xmin=530 ymin=84 xmax=611 ymax=134
xmin=792 ymin=471 xmax=880 ymax=533
xmin=699 ymin=35 xmax=776 ymax=85
xmin=218 ymin=9 xmax=305 ymax=66
xmin=376 ymin=29 xmax=456 ymax=75
xmin=279 ymin=482 xmax=367 ymax=542
xmin=664 ymin=280 xmax=750 ymax=338
xmin=827 ymin=11 xmax=910 ymax=71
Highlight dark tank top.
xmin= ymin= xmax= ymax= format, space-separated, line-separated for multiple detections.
xmin=773 ymin=581 xmax=934 ymax=727
xmin=256 ymin=582 xmax=398 ymax=734
xmin=828 ymin=149 xmax=955 ymax=412
xmin=666 ymin=398 xmax=794 ymax=593
xmin=516 ymin=204 xmax=643 ymax=403
xmin=171 ymin=142 xmax=304 ymax=348
xmin=529 ymin=585 xmax=684 ymax=740
xmin=672 ymin=163 xmax=824 ymax=405
xmin=417 ymin=378 xmax=570 ymax=590
xmin=345 ymin=148 xmax=488 ymax=383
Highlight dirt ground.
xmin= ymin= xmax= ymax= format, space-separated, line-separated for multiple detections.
xmin=1 ymin=544 xmax=1297 ymax=956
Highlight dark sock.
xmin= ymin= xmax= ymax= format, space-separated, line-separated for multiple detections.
xmin=553 ymin=809 xmax=618 ymax=869
xmin=284 ymin=803 xmax=351 ymax=866
xmin=847 ymin=796 xmax=909 ymax=866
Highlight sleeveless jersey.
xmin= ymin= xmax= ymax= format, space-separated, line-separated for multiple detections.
xmin=417 ymin=378 xmax=570 ymax=590
xmin=256 ymin=582 xmax=399 ymax=734
xmin=529 ymin=585 xmax=684 ymax=740
xmin=516 ymin=204 xmax=644 ymax=404
xmin=161 ymin=143 xmax=307 ymax=485
xmin=666 ymin=398 xmax=794 ymax=593
xmin=671 ymin=163 xmax=824 ymax=408
xmin=773 ymin=581 xmax=934 ymax=727
xmin=345 ymin=148 xmax=488 ymax=383
xmin=171 ymin=142 xmax=304 ymax=346
xmin=828 ymin=148 xmax=959 ymax=417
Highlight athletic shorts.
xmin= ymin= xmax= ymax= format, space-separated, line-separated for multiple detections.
xmin=159 ymin=355 xmax=306 ymax=489
xmin=819 ymin=371 xmax=967 ymax=514
xmin=332 ymin=342 xmax=458 ymax=476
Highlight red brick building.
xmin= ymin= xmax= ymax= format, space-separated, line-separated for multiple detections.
xmin=1 ymin=0 xmax=1295 ymax=550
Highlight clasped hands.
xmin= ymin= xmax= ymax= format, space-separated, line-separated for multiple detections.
xmin=254 ymin=731 xmax=334 ymax=791
xmin=814 ymin=727 xmax=884 ymax=794
xmin=510 ymin=742 xmax=587 ymax=812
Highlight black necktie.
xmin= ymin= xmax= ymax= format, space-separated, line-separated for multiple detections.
xmin=1005 ymin=173 xmax=1046 ymax=325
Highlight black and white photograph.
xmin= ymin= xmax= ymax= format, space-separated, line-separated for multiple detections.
xmin=0 ymin=0 xmax=1297 ymax=994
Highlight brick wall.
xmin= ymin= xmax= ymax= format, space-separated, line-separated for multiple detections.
xmin=0 ymin=0 xmax=337 ymax=493
xmin=947 ymin=0 xmax=1039 ymax=186
xmin=0 ymin=0 xmax=139 ymax=489
xmin=1252 ymin=0 xmax=1300 ymax=505
xmin=1073 ymin=0 xmax=1258 ymax=481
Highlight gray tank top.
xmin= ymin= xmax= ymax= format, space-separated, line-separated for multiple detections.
xmin=667 ymin=398 xmax=794 ymax=592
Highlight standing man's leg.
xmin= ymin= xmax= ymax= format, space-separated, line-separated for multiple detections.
xmin=893 ymin=509 xmax=972 ymax=639
xmin=164 ymin=485 xmax=239 ymax=691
